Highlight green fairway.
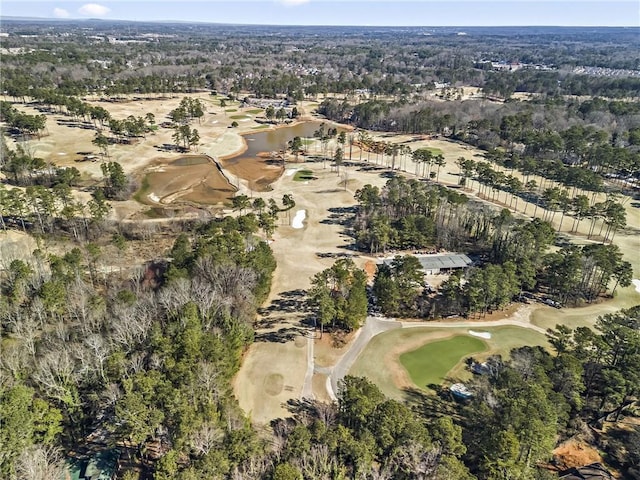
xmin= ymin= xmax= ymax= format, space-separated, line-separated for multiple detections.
xmin=400 ymin=335 xmax=487 ymax=388
xmin=252 ymin=125 xmax=270 ymax=130
xmin=246 ymin=109 xmax=263 ymax=114
xmin=225 ymin=108 xmax=238 ymax=112
xmin=293 ymin=169 xmax=314 ymax=181
xmin=230 ymin=114 xmax=250 ymax=120
xmin=425 ymin=146 xmax=444 ymax=156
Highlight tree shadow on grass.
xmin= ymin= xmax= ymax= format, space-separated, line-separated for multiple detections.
xmin=258 ymin=289 xmax=311 ymax=317
xmin=403 ymin=386 xmax=463 ymax=421
xmin=255 ymin=326 xmax=307 ymax=343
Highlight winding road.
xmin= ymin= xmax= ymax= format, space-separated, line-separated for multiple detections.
xmin=304 ymin=306 xmax=547 ymax=401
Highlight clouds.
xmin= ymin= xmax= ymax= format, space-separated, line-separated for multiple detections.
xmin=53 ymin=8 xmax=70 ymax=18
xmin=77 ymin=3 xmax=111 ymax=17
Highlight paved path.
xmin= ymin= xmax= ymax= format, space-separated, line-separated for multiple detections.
xmin=301 ymin=334 xmax=315 ymax=399
xmin=325 ymin=316 xmax=401 ymax=400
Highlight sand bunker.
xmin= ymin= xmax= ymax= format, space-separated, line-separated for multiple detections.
xmin=221 ymin=156 xmax=284 ymax=192
xmin=142 ymin=155 xmax=236 ymax=205
xmin=633 ymin=279 xmax=640 ymax=293
xmin=292 ymin=210 xmax=306 ymax=229
xmin=468 ymin=330 xmax=492 ymax=339
xmin=286 ymin=168 xmax=299 ymax=177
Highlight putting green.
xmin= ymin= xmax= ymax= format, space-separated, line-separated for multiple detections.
xmin=400 ymin=335 xmax=487 ymax=388
xmin=424 ymin=146 xmax=444 ymax=156
xmin=293 ymin=169 xmax=314 ymax=181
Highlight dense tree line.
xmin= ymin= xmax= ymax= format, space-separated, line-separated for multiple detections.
xmin=308 ymin=259 xmax=368 ymax=333
xmin=0 ymin=215 xmax=276 ymax=479
xmin=2 ymin=22 xmax=638 ymax=106
xmin=320 ymin=97 xmax=639 ymax=198
xmin=0 ymin=102 xmax=47 ymax=140
xmin=461 ymin=308 xmax=639 ymax=479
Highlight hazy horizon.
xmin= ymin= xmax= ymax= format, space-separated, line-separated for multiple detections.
xmin=0 ymin=1 xmax=638 ymax=27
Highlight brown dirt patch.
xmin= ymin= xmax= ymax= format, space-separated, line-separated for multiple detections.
xmin=142 ymin=155 xmax=236 ymax=205
xmin=553 ymin=439 xmax=603 ymax=470
xmin=363 ymin=260 xmax=377 ymax=282
xmin=221 ymin=156 xmax=284 ymax=192
xmin=314 ymin=330 xmax=356 ymax=368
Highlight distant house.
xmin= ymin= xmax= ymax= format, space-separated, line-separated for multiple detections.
xmin=449 ymin=383 xmax=473 ymax=400
xmin=62 ymin=449 xmax=120 ymax=480
xmin=559 ymin=463 xmax=614 ymax=480
xmin=382 ymin=253 xmax=472 ymax=275
xmin=471 ymin=362 xmax=490 ymax=375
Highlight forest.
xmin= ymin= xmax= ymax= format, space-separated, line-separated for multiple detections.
xmin=1 ymin=19 xmax=639 ymax=480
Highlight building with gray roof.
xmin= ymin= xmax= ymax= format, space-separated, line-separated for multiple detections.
xmin=382 ymin=253 xmax=472 ymax=275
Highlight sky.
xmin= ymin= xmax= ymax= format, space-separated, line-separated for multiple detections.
xmin=0 ymin=0 xmax=638 ymax=27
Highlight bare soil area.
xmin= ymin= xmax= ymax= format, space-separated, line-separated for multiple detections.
xmin=552 ymin=439 xmax=603 ymax=470
xmin=141 ymin=155 xmax=236 ymax=205
xmin=221 ymin=156 xmax=284 ymax=192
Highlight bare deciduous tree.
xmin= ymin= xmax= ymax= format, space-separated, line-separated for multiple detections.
xmin=16 ymin=445 xmax=65 ymax=480
xmin=188 ymin=422 xmax=224 ymax=456
xmin=33 ymin=349 xmax=79 ymax=406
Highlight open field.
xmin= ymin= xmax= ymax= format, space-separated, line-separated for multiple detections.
xmin=234 ymin=336 xmax=308 ymax=422
xmin=400 ymin=335 xmax=487 ymax=388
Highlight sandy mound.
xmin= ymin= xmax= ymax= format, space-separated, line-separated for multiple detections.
xmin=468 ymin=330 xmax=492 ymax=339
xmin=292 ymin=210 xmax=306 ymax=229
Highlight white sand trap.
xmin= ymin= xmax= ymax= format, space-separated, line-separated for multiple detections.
xmin=58 ymin=152 xmax=66 ymax=155
xmin=210 ymin=120 xmax=218 ymax=124
xmin=292 ymin=209 xmax=306 ymax=229
xmin=468 ymin=330 xmax=492 ymax=339
xmin=633 ymin=279 xmax=640 ymax=293
xmin=286 ymin=168 xmax=299 ymax=177
xmin=148 ymin=193 xmax=160 ymax=203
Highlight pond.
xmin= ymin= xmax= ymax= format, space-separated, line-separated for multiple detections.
xmin=221 ymin=120 xmax=346 ymax=191
xmin=225 ymin=121 xmax=344 ymax=164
